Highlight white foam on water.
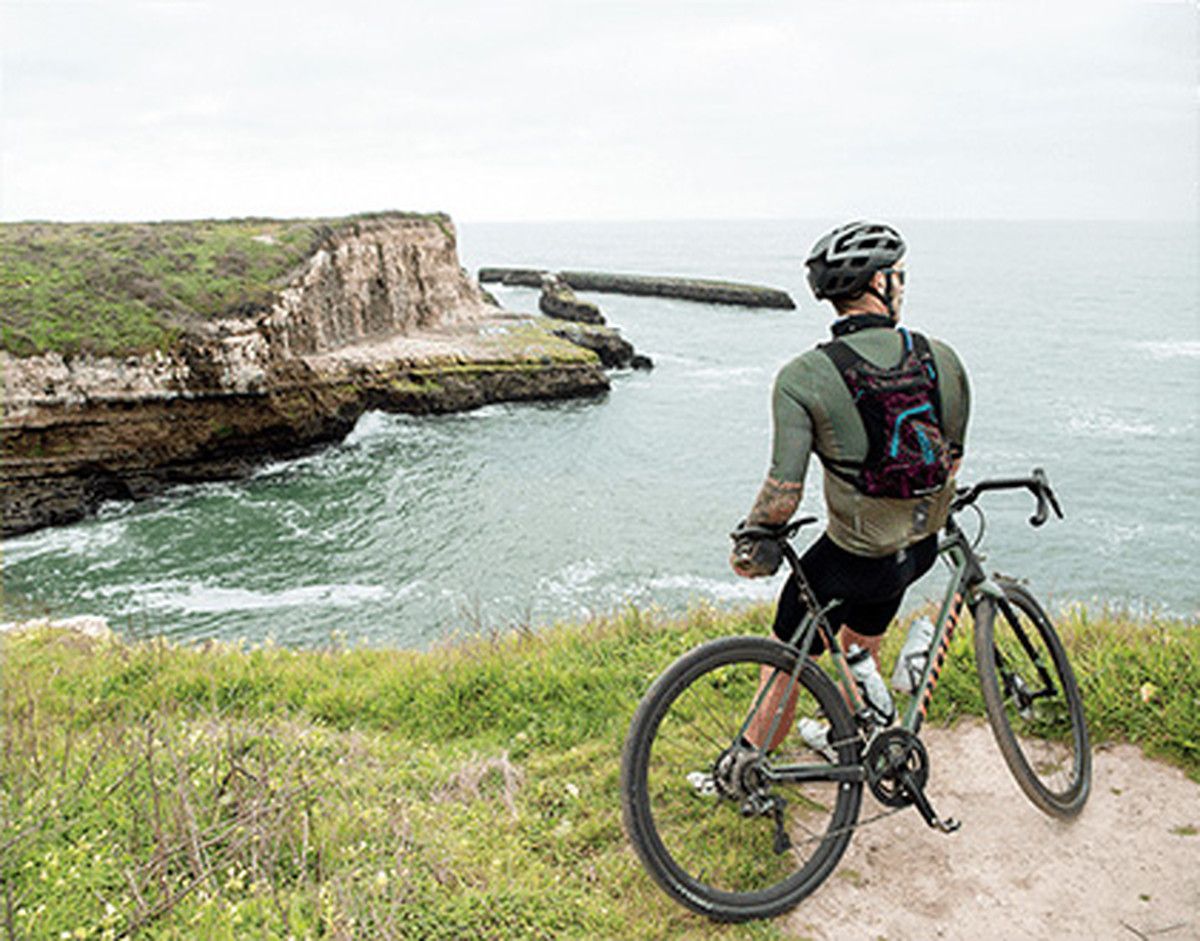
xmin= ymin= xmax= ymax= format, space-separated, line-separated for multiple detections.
xmin=91 ymin=579 xmax=397 ymax=615
xmin=642 ymin=573 xmax=779 ymax=603
xmin=1135 ymin=340 xmax=1200 ymax=361
xmin=1 ymin=517 xmax=128 ymax=565
xmin=344 ymin=410 xmax=399 ymax=446
xmin=1067 ymin=408 xmax=1159 ymax=439
xmin=536 ymin=559 xmax=606 ymax=601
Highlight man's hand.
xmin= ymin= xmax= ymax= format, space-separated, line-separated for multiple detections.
xmin=730 ymin=477 xmax=802 ymax=578
xmin=730 ymin=532 xmax=782 ymax=578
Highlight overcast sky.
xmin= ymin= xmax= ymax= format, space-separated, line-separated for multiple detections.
xmin=1 ymin=1 xmax=1195 ymax=223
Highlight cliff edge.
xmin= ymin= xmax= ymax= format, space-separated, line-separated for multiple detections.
xmin=0 ymin=213 xmax=608 ymax=536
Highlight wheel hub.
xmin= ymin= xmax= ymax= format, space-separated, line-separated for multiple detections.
xmin=713 ymin=743 xmax=767 ymax=802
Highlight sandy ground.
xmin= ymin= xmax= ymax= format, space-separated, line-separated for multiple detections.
xmin=784 ymin=720 xmax=1199 ymax=941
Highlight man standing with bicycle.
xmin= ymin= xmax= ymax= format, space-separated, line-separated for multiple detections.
xmin=732 ymin=220 xmax=971 ymax=751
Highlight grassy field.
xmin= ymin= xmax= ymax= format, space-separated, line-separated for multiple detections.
xmin=0 ymin=212 xmax=447 ymax=358
xmin=1 ymin=603 xmax=1196 ymax=940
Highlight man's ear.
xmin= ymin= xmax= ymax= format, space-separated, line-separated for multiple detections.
xmin=871 ymin=270 xmax=887 ymax=292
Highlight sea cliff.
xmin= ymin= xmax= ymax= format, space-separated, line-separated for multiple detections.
xmin=0 ymin=213 xmax=609 ymax=536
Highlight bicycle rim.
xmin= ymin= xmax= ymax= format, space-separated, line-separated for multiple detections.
xmin=975 ymin=582 xmax=1091 ymax=818
xmin=621 ymin=636 xmax=862 ymax=921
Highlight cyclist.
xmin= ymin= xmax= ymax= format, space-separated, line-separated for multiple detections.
xmin=731 ymin=220 xmax=971 ymax=754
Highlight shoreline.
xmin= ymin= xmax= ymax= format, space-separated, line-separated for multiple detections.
xmin=1 ymin=214 xmax=617 ymax=537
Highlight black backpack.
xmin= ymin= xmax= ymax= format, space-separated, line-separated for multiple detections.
xmin=818 ymin=328 xmax=953 ymax=499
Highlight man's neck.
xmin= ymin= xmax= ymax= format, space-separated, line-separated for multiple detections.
xmin=831 ymin=312 xmax=895 ymax=336
xmin=838 ymin=299 xmax=891 ymax=318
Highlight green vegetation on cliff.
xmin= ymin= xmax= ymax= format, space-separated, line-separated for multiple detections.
xmin=1 ymin=605 xmax=1195 ymax=940
xmin=0 ymin=212 xmax=448 ymax=358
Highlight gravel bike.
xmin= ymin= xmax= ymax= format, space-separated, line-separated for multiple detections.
xmin=620 ymin=469 xmax=1091 ymax=922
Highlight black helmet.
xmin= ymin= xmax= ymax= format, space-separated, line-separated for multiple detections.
xmin=805 ymin=221 xmax=905 ymax=301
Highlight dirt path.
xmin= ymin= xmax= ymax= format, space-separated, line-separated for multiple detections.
xmin=784 ymin=720 xmax=1199 ymax=941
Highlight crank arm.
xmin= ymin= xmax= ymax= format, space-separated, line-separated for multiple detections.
xmin=900 ymin=770 xmax=961 ymax=834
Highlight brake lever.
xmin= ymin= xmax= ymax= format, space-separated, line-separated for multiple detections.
xmin=1046 ymin=484 xmax=1065 ymax=519
xmin=1028 ymin=467 xmax=1062 ymax=527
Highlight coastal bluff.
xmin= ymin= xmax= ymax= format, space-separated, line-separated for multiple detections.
xmin=1 ymin=213 xmax=610 ymax=536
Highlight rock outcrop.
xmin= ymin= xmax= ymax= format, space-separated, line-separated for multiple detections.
xmin=1 ymin=214 xmax=609 ymax=537
xmin=480 ymin=267 xmax=795 ymax=309
xmin=546 ymin=322 xmax=652 ymax=371
xmin=538 ymin=274 xmax=605 ymax=325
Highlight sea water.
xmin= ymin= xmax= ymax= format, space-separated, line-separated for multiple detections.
xmin=3 ymin=219 xmax=1196 ymax=645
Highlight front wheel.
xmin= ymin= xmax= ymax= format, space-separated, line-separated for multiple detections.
xmin=974 ymin=580 xmax=1091 ymax=818
xmin=620 ymin=636 xmax=863 ymax=922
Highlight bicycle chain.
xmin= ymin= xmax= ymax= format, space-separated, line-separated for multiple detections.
xmin=778 ymin=730 xmax=915 ymax=848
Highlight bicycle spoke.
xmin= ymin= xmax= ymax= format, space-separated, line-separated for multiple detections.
xmin=638 ymin=648 xmax=859 ymax=897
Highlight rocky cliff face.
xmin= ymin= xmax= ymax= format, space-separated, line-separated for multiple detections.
xmin=1 ymin=215 xmax=608 ymax=537
xmin=264 ymin=216 xmax=485 ymax=357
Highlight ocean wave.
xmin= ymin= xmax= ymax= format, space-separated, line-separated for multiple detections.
xmin=344 ymin=410 xmax=401 ymax=446
xmin=1 ymin=517 xmax=128 ymax=565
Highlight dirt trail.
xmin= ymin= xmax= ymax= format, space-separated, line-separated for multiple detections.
xmin=785 ymin=720 xmax=1199 ymax=941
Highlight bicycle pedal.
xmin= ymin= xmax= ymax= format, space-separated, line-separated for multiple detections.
xmin=934 ymin=817 xmax=962 ymax=834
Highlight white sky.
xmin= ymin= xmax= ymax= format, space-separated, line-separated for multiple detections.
xmin=1 ymin=1 xmax=1195 ymax=223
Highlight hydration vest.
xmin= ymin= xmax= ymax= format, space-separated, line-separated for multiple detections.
xmin=818 ymin=328 xmax=953 ymax=499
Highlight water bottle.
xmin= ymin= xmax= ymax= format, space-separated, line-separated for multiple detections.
xmin=846 ymin=644 xmax=894 ymax=726
xmin=891 ymin=616 xmax=936 ymax=694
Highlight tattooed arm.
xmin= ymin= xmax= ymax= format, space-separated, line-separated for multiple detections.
xmin=730 ymin=370 xmax=814 ymax=578
xmin=747 ymin=476 xmax=804 ymax=526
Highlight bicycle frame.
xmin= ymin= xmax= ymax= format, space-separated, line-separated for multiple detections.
xmin=750 ymin=513 xmax=1003 ymax=786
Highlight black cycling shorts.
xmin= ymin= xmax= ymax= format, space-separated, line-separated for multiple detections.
xmin=771 ymin=533 xmax=938 ymax=655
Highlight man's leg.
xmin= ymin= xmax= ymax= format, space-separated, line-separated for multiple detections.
xmin=745 ymin=664 xmax=800 ymax=751
xmin=842 ymin=627 xmax=885 ymax=671
xmin=746 ymin=623 xmax=887 ymax=751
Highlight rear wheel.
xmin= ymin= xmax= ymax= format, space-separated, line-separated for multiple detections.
xmin=620 ymin=636 xmax=863 ymax=921
xmin=974 ymin=581 xmax=1091 ymax=818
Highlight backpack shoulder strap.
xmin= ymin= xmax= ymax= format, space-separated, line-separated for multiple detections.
xmin=817 ymin=337 xmax=865 ymax=376
xmin=906 ymin=330 xmax=945 ymax=428
xmin=815 ymin=339 xmax=870 ymax=474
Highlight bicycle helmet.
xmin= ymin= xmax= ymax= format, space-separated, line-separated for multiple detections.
xmin=805 ymin=220 xmax=906 ymax=302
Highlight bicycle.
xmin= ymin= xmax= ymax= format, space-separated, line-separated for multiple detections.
xmin=620 ymin=468 xmax=1091 ymax=922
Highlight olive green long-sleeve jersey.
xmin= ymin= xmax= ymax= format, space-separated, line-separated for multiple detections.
xmin=769 ymin=321 xmax=971 ymax=557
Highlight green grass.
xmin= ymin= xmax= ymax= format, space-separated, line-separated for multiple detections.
xmin=0 ymin=603 xmax=1195 ymax=940
xmin=0 ymin=212 xmax=448 ymax=358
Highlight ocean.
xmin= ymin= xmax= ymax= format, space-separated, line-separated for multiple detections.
xmin=3 ymin=219 xmax=1197 ymax=645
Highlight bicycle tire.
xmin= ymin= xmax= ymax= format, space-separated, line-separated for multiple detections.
xmin=620 ymin=636 xmax=862 ymax=921
xmin=974 ymin=580 xmax=1091 ymax=818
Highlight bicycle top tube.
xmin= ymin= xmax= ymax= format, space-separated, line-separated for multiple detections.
xmin=732 ymin=468 xmax=1063 ymax=643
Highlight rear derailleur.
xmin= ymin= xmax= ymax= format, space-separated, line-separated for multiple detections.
xmin=713 ymin=743 xmax=793 ymax=855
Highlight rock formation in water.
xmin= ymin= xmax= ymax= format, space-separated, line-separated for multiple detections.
xmin=479 ymin=266 xmax=795 ymax=309
xmin=1 ymin=213 xmax=611 ymax=536
xmin=538 ymin=274 xmax=606 ymax=325
xmin=546 ymin=322 xmax=652 ymax=371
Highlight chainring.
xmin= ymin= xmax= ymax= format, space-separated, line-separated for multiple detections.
xmin=864 ymin=728 xmax=930 ymax=808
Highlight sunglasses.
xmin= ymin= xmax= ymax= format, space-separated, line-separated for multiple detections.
xmin=882 ymin=267 xmax=907 ymax=286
